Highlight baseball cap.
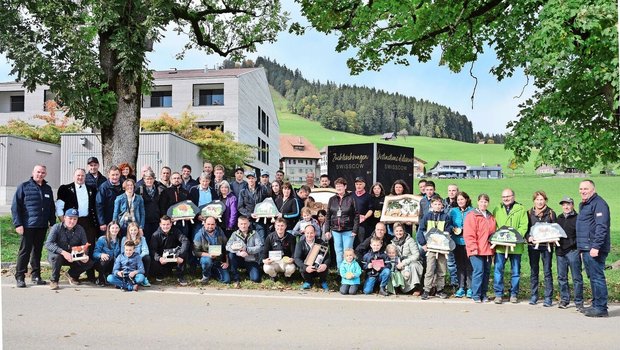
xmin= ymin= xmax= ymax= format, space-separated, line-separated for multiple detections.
xmin=261 ymin=171 xmax=270 ymax=177
xmin=87 ymin=157 xmax=99 ymax=164
xmin=235 ymin=167 xmax=244 ymax=173
xmin=245 ymin=171 xmax=256 ymax=178
xmin=559 ymin=196 xmax=574 ymax=205
xmin=65 ymin=208 xmax=79 ymax=217
xmin=354 ymin=176 xmax=365 ymax=183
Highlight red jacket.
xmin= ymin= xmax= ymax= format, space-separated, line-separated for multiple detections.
xmin=464 ymin=209 xmax=496 ymax=257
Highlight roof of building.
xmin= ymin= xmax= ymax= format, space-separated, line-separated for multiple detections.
xmin=467 ymin=166 xmax=502 ymax=171
xmin=414 ymin=156 xmax=427 ymax=164
xmin=152 ymin=68 xmax=260 ymax=80
xmin=382 ymin=132 xmax=395 ymax=139
xmin=280 ymin=135 xmax=321 ymax=159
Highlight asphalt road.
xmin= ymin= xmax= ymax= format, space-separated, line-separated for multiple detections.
xmin=2 ymin=277 xmax=618 ymax=349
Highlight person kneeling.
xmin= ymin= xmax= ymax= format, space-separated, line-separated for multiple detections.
xmin=149 ymin=215 xmax=190 ymax=286
xmin=294 ymin=225 xmax=330 ymax=291
xmin=362 ymin=238 xmax=391 ymax=296
xmin=263 ymin=218 xmax=297 ymax=281
xmin=226 ymin=216 xmax=263 ymax=287
xmin=193 ymin=216 xmax=230 ymax=284
xmin=107 ymin=241 xmax=145 ymax=291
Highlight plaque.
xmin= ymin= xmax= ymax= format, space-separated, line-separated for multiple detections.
xmin=71 ymin=242 xmax=91 ymax=262
xmin=304 ymin=242 xmax=329 ymax=269
xmin=208 ymin=245 xmax=222 ymax=256
xmin=269 ymin=250 xmax=283 ymax=261
xmin=381 ymin=195 xmax=422 ymax=224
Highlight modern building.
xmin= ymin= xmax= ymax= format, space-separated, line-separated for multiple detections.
xmin=427 ymin=160 xmax=468 ymax=178
xmin=279 ymin=135 xmax=320 ymax=184
xmin=466 ymin=165 xmax=503 ymax=179
xmin=0 ymin=67 xmax=279 ymax=173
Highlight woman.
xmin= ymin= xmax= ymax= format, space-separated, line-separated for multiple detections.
xmin=526 ymin=190 xmax=557 ymax=307
xmin=135 ymin=170 xmax=164 ymax=243
xmin=112 ymin=179 xmax=145 ymax=235
xmin=118 ymin=163 xmax=136 ymax=183
xmin=449 ymin=191 xmax=474 ymax=298
xmin=391 ymin=223 xmax=423 ymax=294
xmin=388 ymin=179 xmax=413 ymax=236
xmin=219 ymin=180 xmax=238 ymax=238
xmin=275 ymin=182 xmax=300 ymax=232
xmin=325 ymin=177 xmax=359 ymax=268
xmin=270 ymin=181 xmax=282 ymax=200
xmin=463 ymin=194 xmax=496 ymax=303
xmin=366 ymin=182 xmax=385 ymax=231
xmin=93 ymin=222 xmax=122 ymax=286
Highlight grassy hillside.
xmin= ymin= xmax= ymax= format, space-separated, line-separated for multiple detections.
xmin=272 ymin=87 xmax=538 ymax=173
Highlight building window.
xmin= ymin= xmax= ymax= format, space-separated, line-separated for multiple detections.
xmin=10 ymin=95 xmax=25 ymax=112
xmin=257 ymin=137 xmax=269 ymax=165
xmin=199 ymin=89 xmax=224 ymax=106
xmin=150 ymin=91 xmax=172 ymax=107
xmin=257 ymin=106 xmax=269 ymax=136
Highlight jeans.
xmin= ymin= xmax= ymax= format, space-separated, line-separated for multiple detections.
xmin=582 ymin=251 xmax=608 ymax=312
xmin=15 ymin=227 xmax=47 ymax=280
xmin=528 ymin=247 xmax=554 ymax=300
xmin=107 ymin=273 xmax=145 ymax=289
xmin=363 ymin=268 xmax=391 ymax=294
xmin=199 ymin=256 xmax=230 ymax=283
xmin=556 ymin=249 xmax=583 ymax=305
xmin=340 ymin=284 xmax=359 ymax=295
xmin=494 ymin=253 xmax=521 ymax=297
xmin=447 ymin=251 xmax=458 ymax=286
xmin=228 ymin=253 xmax=261 ymax=282
xmin=454 ymin=245 xmax=472 ymax=289
xmin=332 ymin=230 xmax=354 ymax=268
xmin=469 ymin=255 xmax=491 ymax=301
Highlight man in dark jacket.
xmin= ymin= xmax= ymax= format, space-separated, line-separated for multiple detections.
xmin=12 ymin=164 xmax=56 ymax=287
xmin=134 ymin=170 xmax=166 ymax=242
xmin=556 ymin=196 xmax=583 ymax=310
xmin=95 ymin=165 xmax=122 ymax=233
xmin=180 ymin=164 xmax=199 ymax=192
xmin=294 ymin=225 xmax=330 ymax=291
xmin=262 ymin=218 xmax=297 ymax=280
xmin=355 ymin=222 xmax=391 ymax=259
xmin=45 ymin=209 xmax=94 ymax=290
xmin=576 ymin=180 xmax=610 ymax=317
xmin=159 ymin=172 xmax=190 ymax=237
xmin=237 ymin=171 xmax=269 ymax=240
xmin=149 ymin=215 xmax=190 ymax=285
xmin=85 ymin=157 xmax=107 ymax=190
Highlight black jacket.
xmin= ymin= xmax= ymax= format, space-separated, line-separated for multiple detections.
xmin=326 ymin=192 xmax=359 ymax=233
xmin=135 ymin=182 xmax=167 ymax=224
xmin=263 ymin=231 xmax=296 ymax=258
xmin=159 ymin=185 xmax=189 ymax=215
xmin=12 ymin=177 xmax=56 ymax=229
xmin=57 ymin=182 xmax=98 ymax=226
xmin=556 ymin=211 xmax=577 ymax=256
xmin=355 ymin=233 xmax=392 ymax=259
xmin=237 ymin=185 xmax=269 ymax=218
xmin=294 ymin=237 xmax=331 ymax=268
xmin=149 ymin=227 xmax=190 ymax=261
xmin=45 ymin=223 xmax=88 ymax=254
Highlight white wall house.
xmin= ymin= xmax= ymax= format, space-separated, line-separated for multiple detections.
xmin=279 ymin=135 xmax=320 ymax=185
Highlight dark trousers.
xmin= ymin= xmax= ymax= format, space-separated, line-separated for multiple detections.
xmin=556 ymin=249 xmax=583 ymax=305
xmin=300 ymin=269 xmax=328 ymax=284
xmin=454 ymin=245 xmax=472 ymax=289
xmin=48 ymin=252 xmax=94 ymax=282
xmin=528 ymin=247 xmax=554 ymax=300
xmin=15 ymin=227 xmax=47 ymax=280
xmin=94 ymin=258 xmax=115 ymax=281
xmin=143 ymin=222 xmax=159 ymax=244
xmin=78 ymin=217 xmax=98 ymax=279
xmin=151 ymin=257 xmax=185 ymax=279
xmin=582 ymin=251 xmax=608 ymax=312
xmin=228 ymin=253 xmax=261 ymax=282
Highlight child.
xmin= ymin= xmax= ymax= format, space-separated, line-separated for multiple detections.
xmin=93 ymin=222 xmax=122 ymax=286
xmin=362 ymin=238 xmax=391 ymax=296
xmin=121 ymin=222 xmax=151 ymax=287
xmin=106 ymin=240 xmax=145 ymax=291
xmin=292 ymin=207 xmax=322 ymax=237
xmin=385 ymin=244 xmax=405 ymax=294
xmin=339 ymin=248 xmax=362 ymax=295
xmin=416 ymin=195 xmax=453 ymax=300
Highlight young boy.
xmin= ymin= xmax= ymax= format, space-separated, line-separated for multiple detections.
xmin=416 ymin=195 xmax=453 ymax=300
xmin=107 ymin=241 xmax=145 ymax=291
xmin=292 ymin=207 xmax=322 ymax=237
xmin=362 ymin=238 xmax=391 ymax=296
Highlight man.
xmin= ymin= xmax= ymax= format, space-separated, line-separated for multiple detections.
xmin=95 ymin=165 xmax=123 ymax=233
xmin=159 ymin=172 xmax=190 ymax=237
xmin=294 ymin=225 xmax=330 ymax=291
xmin=492 ymin=188 xmax=528 ymax=304
xmin=262 ymin=218 xmax=297 ymax=281
xmin=556 ymin=196 xmax=583 ymax=311
xmin=213 ymin=164 xmax=226 ymax=195
xmin=319 ymin=174 xmax=331 ymax=188
xmin=355 ymin=222 xmax=391 ymax=258
xmin=135 ymin=164 xmax=153 ymax=187
xmin=202 ymin=161 xmax=215 ymax=182
xmin=85 ymin=157 xmax=107 ymax=190
xmin=418 ymin=180 xmax=436 ymax=222
xmin=417 ymin=179 xmax=427 ymax=196
xmin=296 ymin=185 xmax=311 ymax=206
xmin=352 ymin=176 xmax=373 ymax=245
xmin=576 ymin=180 xmax=610 ymax=317
xmin=135 ymin=170 xmax=166 ymax=242
xmin=45 ymin=209 xmax=94 ymax=290
xmin=12 ymin=164 xmax=56 ymax=287
xmin=226 ymin=216 xmax=264 ymax=286
xmin=159 ymin=166 xmax=172 ymax=187
xmin=193 ymin=216 xmax=230 ymax=284
xmin=305 ymin=172 xmax=317 ymax=188
xmin=237 ymin=171 xmax=269 ymax=240
xmin=230 ymin=167 xmax=248 ymax=197
xmin=149 ymin=215 xmax=190 ymax=285
xmin=180 ymin=164 xmax=198 ymax=192
xmin=275 ymin=170 xmax=285 ymax=183
xmin=443 ymin=183 xmax=460 ymax=288
xmin=56 ymin=168 xmax=99 ymax=281
xmin=260 ymin=171 xmax=270 ymax=187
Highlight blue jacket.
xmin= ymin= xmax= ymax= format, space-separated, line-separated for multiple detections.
xmin=121 ymin=236 xmax=149 ymax=258
xmin=416 ymin=210 xmax=454 ymax=246
xmin=449 ymin=206 xmax=473 ymax=245
xmin=112 ymin=193 xmax=146 ymax=229
xmin=576 ymin=193 xmax=610 ymax=253
xmin=11 ymin=177 xmax=55 ymax=229
xmin=94 ymin=235 xmax=121 ymax=260
xmin=339 ymin=260 xmax=362 ymax=285
xmin=362 ymin=250 xmax=391 ymax=277
xmin=96 ymin=180 xmax=123 ymax=226
xmin=113 ymin=252 xmax=145 ymax=275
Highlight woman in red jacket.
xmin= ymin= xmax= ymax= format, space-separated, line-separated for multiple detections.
xmin=464 ymin=193 xmax=497 ymax=303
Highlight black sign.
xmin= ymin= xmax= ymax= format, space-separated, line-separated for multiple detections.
xmin=376 ymin=143 xmax=415 ymax=191
xmin=327 ymin=143 xmax=373 ymax=191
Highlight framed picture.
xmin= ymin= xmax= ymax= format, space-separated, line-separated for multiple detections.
xmin=307 ymin=188 xmax=337 ymax=215
xmin=380 ymin=194 xmax=422 ymax=223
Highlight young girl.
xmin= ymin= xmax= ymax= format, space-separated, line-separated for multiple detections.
xmin=121 ymin=222 xmax=151 ymax=287
xmin=339 ymin=248 xmax=362 ymax=295
xmin=385 ymin=244 xmax=405 ymax=294
xmin=93 ymin=222 xmax=122 ymax=286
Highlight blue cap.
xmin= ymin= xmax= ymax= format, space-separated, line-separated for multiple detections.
xmin=65 ymin=208 xmax=79 ymax=217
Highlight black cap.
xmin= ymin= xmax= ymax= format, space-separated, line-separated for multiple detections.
xmin=87 ymin=157 xmax=99 ymax=164
xmin=354 ymin=176 xmax=365 ymax=183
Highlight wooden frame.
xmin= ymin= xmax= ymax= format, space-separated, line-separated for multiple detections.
xmin=380 ymin=194 xmax=422 ymax=223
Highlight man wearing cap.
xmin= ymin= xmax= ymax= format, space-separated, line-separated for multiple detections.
xmin=231 ymin=167 xmax=248 ymax=197
xmin=96 ymin=165 xmax=123 ymax=233
xmin=45 ymin=209 xmax=94 ymax=290
xmin=260 ymin=171 xmax=270 ymax=187
xmin=237 ymin=171 xmax=269 ymax=241
xmin=576 ymin=180 xmax=610 ymax=317
xmin=352 ymin=176 xmax=373 ymax=245
xmin=85 ymin=157 xmax=107 ymax=190
xmin=12 ymin=164 xmax=56 ymax=288
xmin=556 ymin=196 xmax=583 ymax=310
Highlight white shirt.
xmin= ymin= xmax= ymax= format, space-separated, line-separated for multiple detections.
xmin=75 ymin=182 xmax=89 ymax=217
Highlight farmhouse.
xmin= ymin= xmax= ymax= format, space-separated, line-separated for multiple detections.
xmin=279 ymin=135 xmax=321 ymax=184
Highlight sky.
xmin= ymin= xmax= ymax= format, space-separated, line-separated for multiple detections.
xmin=0 ymin=0 xmax=533 ymax=134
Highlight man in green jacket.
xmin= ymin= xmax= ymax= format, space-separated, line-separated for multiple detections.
xmin=492 ymin=189 xmax=528 ymax=304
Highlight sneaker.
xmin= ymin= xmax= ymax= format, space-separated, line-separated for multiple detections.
xmin=473 ymin=298 xmax=482 ymax=303
xmin=301 ymin=282 xmax=312 ymax=290
xmin=133 ymin=284 xmax=139 ymax=292
xmin=575 ymin=303 xmax=585 ymax=312
xmin=558 ymin=301 xmax=569 ymax=309
xmin=455 ymin=288 xmax=465 ymax=298
xmin=510 ymin=296 xmax=518 ymax=304
xmin=579 ymin=306 xmax=592 ymax=314
xmin=437 ymin=290 xmax=448 ymax=299
xmin=379 ymin=287 xmax=388 ymax=296
xmin=49 ymin=281 xmax=59 ymax=290
xmin=200 ymin=276 xmax=209 ymax=284
xmin=142 ymin=278 xmax=151 ymax=287
xmin=584 ymin=308 xmax=609 ymax=318
xmin=321 ymin=282 xmax=329 ymax=292
xmin=494 ymin=297 xmax=503 ymax=304
xmin=178 ymin=278 xmax=188 ymax=286
xmin=482 ymin=297 xmax=490 ymax=303
xmin=16 ymin=279 xmax=27 ymax=288
xmin=95 ymin=278 xmax=106 ymax=287
xmin=31 ymin=277 xmax=47 ymax=285
xmin=233 ymin=281 xmax=241 ymax=289
xmin=543 ymin=298 xmax=552 ymax=307
xmin=65 ymin=272 xmax=80 ymax=286
xmin=155 ymin=277 xmax=163 ymax=282
xmin=466 ymin=289 xmax=472 ymax=298
xmin=421 ymin=291 xmax=430 ymax=300
xmin=529 ymin=296 xmax=538 ymax=305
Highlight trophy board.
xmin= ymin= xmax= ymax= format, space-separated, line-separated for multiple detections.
xmin=490 ymin=226 xmax=525 ymax=257
xmin=304 ymin=243 xmax=329 ymax=268
xmin=381 ymin=194 xmax=422 ymax=224
xmin=530 ymin=223 xmax=567 ymax=251
xmin=200 ymin=201 xmax=226 ymax=222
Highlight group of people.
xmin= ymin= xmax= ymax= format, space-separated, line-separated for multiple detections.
xmin=11 ymin=160 xmax=611 ymax=317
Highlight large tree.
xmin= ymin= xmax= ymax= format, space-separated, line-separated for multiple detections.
xmin=293 ymin=0 xmax=619 ymax=171
xmin=0 ymin=0 xmax=287 ymax=168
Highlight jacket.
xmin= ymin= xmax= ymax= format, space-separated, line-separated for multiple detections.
xmin=149 ymin=226 xmax=190 ymax=261
xmin=449 ymin=206 xmax=474 ymax=245
xmin=181 ymin=177 xmax=199 ymax=192
xmin=230 ymin=180 xmax=248 ymax=198
xmin=556 ymin=211 xmax=578 ymax=256
xmin=463 ymin=209 xmax=496 ymax=257
xmin=113 ymin=252 xmax=145 ymax=275
xmin=94 ymin=235 xmax=122 ymax=260
xmin=294 ymin=237 xmax=331 ymax=268
xmin=416 ymin=210 xmax=454 ymax=246
xmin=326 ymin=192 xmax=359 ymax=233
xmin=135 ymin=182 xmax=166 ymax=224
xmin=526 ymin=206 xmax=557 ymax=251
xmin=355 ymin=233 xmax=392 ymax=258
xmin=262 ymin=230 xmax=296 ymax=259
xmin=576 ymin=193 xmax=610 ymax=253
xmin=220 ymin=194 xmax=238 ymax=230
xmin=85 ymin=172 xmax=107 ymax=190
xmin=391 ymin=235 xmax=421 ymax=266
xmin=237 ymin=185 xmax=269 ymax=218
xmin=188 ymin=185 xmax=219 ymax=207
xmin=418 ymin=195 xmax=433 ymax=222
xmin=362 ymin=250 xmax=391 ymax=277
xmin=275 ymin=195 xmax=300 ymax=231
xmin=339 ymin=260 xmax=362 ymax=285
xmin=45 ymin=223 xmax=88 ymax=254
xmin=121 ymin=236 xmax=149 ymax=258
xmin=492 ymin=202 xmax=528 ymax=254
xmin=292 ymin=218 xmax=322 ymax=237
xmin=159 ymin=185 xmax=189 ymax=215
xmin=112 ymin=193 xmax=146 ymax=229
xmin=225 ymin=228 xmax=263 ymax=262
xmin=12 ymin=177 xmax=56 ymax=229
xmin=57 ymin=182 xmax=98 ymax=226
xmin=193 ymin=226 xmax=228 ymax=262
xmin=96 ymin=180 xmax=123 ymax=226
